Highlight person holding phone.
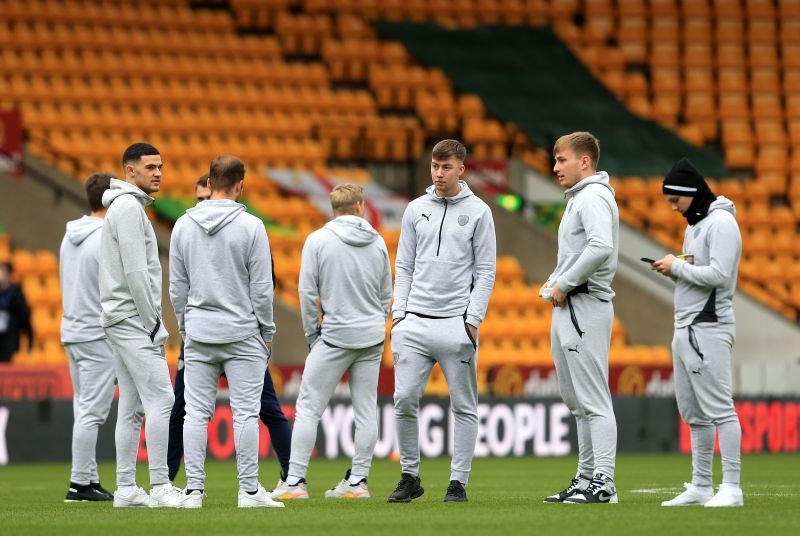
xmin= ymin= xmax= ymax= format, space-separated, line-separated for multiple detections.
xmin=652 ymin=158 xmax=743 ymax=508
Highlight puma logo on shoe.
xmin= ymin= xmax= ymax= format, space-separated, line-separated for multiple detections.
xmin=567 ymin=345 xmax=580 ymax=354
xmin=421 ymin=213 xmax=431 ymax=222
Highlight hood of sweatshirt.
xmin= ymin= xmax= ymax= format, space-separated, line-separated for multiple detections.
xmin=185 ymin=199 xmax=247 ymax=235
xmin=65 ymin=215 xmax=103 ymax=245
xmin=324 ymin=215 xmax=379 ymax=247
xmin=564 ymin=171 xmax=615 ymax=197
xmin=424 ymin=180 xmax=474 ymax=204
xmin=707 ymin=195 xmax=736 ymax=218
xmin=102 ymin=178 xmax=154 ymax=208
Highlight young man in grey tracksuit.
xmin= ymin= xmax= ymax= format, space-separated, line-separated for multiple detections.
xmin=169 ymin=155 xmax=283 ymax=509
xmin=61 ymin=173 xmax=116 ymax=503
xmin=100 ymin=143 xmax=182 ymax=508
xmin=653 ymin=158 xmax=743 ymax=508
xmin=541 ymin=132 xmax=619 ymax=504
xmin=389 ymin=139 xmax=496 ymax=503
xmin=275 ymin=184 xmax=392 ymax=500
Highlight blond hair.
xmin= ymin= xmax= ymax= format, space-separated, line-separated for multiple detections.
xmin=330 ymin=183 xmax=364 ymax=214
xmin=553 ymin=131 xmax=600 ymax=169
xmin=432 ymin=139 xmax=467 ymax=163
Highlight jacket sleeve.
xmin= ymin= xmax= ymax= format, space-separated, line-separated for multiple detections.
xmin=114 ymin=197 xmax=162 ymax=338
xmin=466 ymin=206 xmax=497 ymax=327
xmin=298 ymin=234 xmax=321 ymax=346
xmin=391 ymin=205 xmax=416 ymax=320
xmin=671 ymin=217 xmax=741 ymax=288
xmin=168 ymin=222 xmax=189 ymax=338
xmin=555 ymin=193 xmax=615 ymax=293
xmin=248 ymin=225 xmax=276 ymax=343
xmin=380 ymin=241 xmax=393 ymax=319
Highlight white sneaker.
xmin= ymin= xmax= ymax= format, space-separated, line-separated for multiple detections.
xmin=270 ymin=479 xmax=309 ymax=500
xmin=178 ymin=489 xmax=205 ymax=509
xmin=149 ymin=484 xmax=183 ymax=508
xmin=238 ymin=484 xmax=285 ymax=508
xmin=661 ymin=483 xmax=714 ymax=506
xmin=113 ymin=487 xmax=149 ymax=508
xmin=325 ymin=473 xmax=371 ymax=499
xmin=704 ymin=483 xmax=744 ymax=507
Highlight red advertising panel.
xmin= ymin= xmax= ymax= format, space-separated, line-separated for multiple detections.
xmin=0 ymin=110 xmax=23 ymax=176
xmin=679 ymin=400 xmax=800 ymax=454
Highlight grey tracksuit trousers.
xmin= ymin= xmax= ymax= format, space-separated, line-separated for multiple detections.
xmin=392 ymin=314 xmax=478 ymax=484
xmin=66 ymin=339 xmax=116 ymax=485
xmin=672 ymin=322 xmax=741 ymax=486
xmin=551 ymin=294 xmax=617 ymax=480
xmin=183 ymin=335 xmax=269 ymax=492
xmin=289 ymin=340 xmax=382 ymax=481
xmin=105 ymin=316 xmax=174 ymax=489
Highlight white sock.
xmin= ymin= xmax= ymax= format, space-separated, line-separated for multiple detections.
xmin=286 ymin=476 xmax=302 ymax=486
xmin=348 ymin=473 xmax=366 ymax=485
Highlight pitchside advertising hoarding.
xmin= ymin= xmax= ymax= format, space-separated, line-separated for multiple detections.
xmin=0 ymin=109 xmax=24 ymax=176
xmin=1 ymin=397 xmax=797 ymax=465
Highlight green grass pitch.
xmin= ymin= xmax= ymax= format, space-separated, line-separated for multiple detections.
xmin=1 ymin=454 xmax=798 ymax=535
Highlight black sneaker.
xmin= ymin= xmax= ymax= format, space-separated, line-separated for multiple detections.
xmin=387 ymin=473 xmax=424 ymax=503
xmin=64 ymin=482 xmax=113 ymax=502
xmin=543 ymin=475 xmax=591 ymax=503
xmin=444 ymin=480 xmax=467 ymax=502
xmin=563 ymin=473 xmax=618 ymax=504
xmin=90 ymin=482 xmax=114 ymax=501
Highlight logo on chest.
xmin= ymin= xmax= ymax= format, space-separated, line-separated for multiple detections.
xmin=420 ymin=212 xmax=431 ymax=222
xmin=458 ymin=215 xmax=469 ymax=226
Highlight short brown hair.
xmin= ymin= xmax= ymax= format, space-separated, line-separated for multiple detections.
xmin=209 ymin=155 xmax=245 ymax=190
xmin=85 ymin=172 xmax=115 ymax=212
xmin=432 ymin=139 xmax=467 ymax=163
xmin=330 ymin=183 xmax=364 ymax=214
xmin=553 ymin=132 xmax=600 ymax=169
xmin=196 ymin=174 xmax=210 ymax=189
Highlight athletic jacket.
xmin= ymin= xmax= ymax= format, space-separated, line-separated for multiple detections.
xmin=60 ymin=215 xmax=105 ymax=343
xmin=100 ymin=179 xmax=167 ymax=344
xmin=547 ymin=171 xmax=619 ymax=302
xmin=169 ymin=199 xmax=276 ymax=344
xmin=299 ymin=215 xmax=392 ymax=349
xmin=393 ymin=181 xmax=496 ymax=327
xmin=671 ymin=196 xmax=740 ymax=328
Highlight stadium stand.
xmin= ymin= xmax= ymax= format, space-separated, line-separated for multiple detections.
xmin=11 ymin=0 xmax=787 ymax=381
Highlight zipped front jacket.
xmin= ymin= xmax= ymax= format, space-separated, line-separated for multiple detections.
xmin=392 ymin=181 xmax=496 ymax=327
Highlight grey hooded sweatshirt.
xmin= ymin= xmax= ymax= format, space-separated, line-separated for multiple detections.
xmin=299 ymin=215 xmax=392 ymax=349
xmin=60 ymin=215 xmax=105 ymax=343
xmin=393 ymin=181 xmax=496 ymax=327
xmin=671 ymin=196 xmax=740 ymax=328
xmin=100 ymin=179 xmax=166 ymax=343
xmin=547 ymin=171 xmax=619 ymax=301
xmin=169 ymin=199 xmax=275 ymax=345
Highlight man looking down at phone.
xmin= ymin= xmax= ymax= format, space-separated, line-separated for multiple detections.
xmin=652 ymin=158 xmax=743 ymax=508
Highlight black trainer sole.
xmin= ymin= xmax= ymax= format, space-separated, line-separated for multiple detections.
xmin=65 ymin=490 xmax=113 ymax=502
xmin=387 ymin=487 xmax=424 ymax=503
xmin=443 ymin=494 xmax=467 ymax=503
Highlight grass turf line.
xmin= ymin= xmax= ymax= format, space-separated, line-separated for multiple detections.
xmin=0 ymin=454 xmax=798 ymax=535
